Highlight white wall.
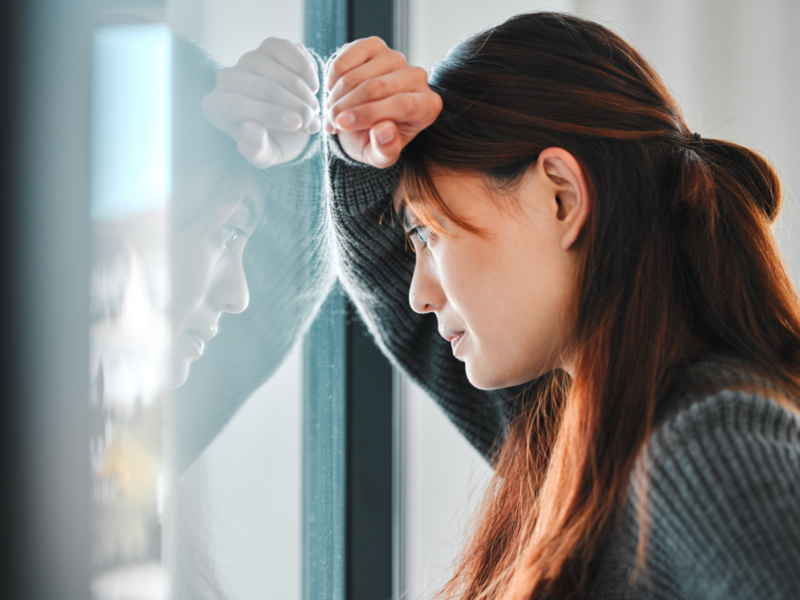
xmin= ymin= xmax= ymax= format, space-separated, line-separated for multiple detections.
xmin=168 ymin=0 xmax=304 ymax=66
xmin=573 ymin=0 xmax=800 ymax=277
xmin=182 ymin=344 xmax=303 ymax=600
xmin=401 ymin=2 xmax=800 ymax=599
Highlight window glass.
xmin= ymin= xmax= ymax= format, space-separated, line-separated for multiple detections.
xmin=88 ymin=2 xmax=341 ymax=599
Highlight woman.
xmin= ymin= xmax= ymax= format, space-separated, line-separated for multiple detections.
xmin=206 ymin=12 xmax=800 ymax=599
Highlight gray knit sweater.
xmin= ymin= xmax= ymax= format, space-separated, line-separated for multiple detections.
xmin=327 ymin=137 xmax=800 ymax=598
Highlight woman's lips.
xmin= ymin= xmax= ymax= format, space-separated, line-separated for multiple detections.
xmin=185 ymin=328 xmax=217 ymax=357
xmin=186 ymin=333 xmax=205 ymax=357
xmin=450 ymin=332 xmax=464 ymax=354
xmin=440 ymin=328 xmax=465 ymax=355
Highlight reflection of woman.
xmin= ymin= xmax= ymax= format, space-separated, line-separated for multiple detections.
xmin=169 ymin=134 xmax=263 ymax=389
xmin=207 ymin=12 xmax=800 ymax=599
xmin=91 ymin=35 xmax=329 ymax=599
xmin=169 ymin=36 xmax=331 ymax=600
xmin=90 ymin=35 xmax=274 ymax=596
xmin=171 ymin=37 xmax=332 ymax=471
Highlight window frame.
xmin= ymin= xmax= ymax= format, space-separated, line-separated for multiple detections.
xmin=303 ymin=2 xmax=403 ymax=599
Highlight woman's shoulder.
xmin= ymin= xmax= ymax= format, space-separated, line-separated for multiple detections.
xmin=632 ymin=358 xmax=800 ymax=598
xmin=652 ymin=354 xmax=800 ymax=449
xmin=646 ymin=355 xmax=800 ymax=515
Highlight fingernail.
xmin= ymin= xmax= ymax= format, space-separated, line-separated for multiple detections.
xmin=375 ymin=122 xmax=396 ymax=144
xmin=241 ymin=122 xmax=261 ymax=144
xmin=336 ymin=111 xmax=355 ymax=128
xmin=308 ymin=117 xmax=321 ymax=134
xmin=282 ymin=112 xmax=303 ymax=129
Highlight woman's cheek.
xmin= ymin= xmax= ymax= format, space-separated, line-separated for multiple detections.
xmin=170 ymin=236 xmax=221 ymax=331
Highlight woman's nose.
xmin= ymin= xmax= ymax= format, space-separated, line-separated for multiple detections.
xmin=208 ymin=257 xmax=250 ymax=314
xmin=409 ymin=255 xmax=444 ymax=314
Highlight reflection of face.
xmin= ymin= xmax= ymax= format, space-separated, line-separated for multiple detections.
xmin=404 ymin=169 xmax=577 ymax=390
xmin=169 ymin=167 xmax=264 ymax=388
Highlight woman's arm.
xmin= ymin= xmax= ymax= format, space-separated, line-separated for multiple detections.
xmin=325 ymin=40 xmax=527 ymax=461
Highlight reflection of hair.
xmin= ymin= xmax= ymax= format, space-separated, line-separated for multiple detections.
xmin=401 ymin=12 xmax=800 ymax=600
xmin=172 ymin=36 xmax=251 ymax=231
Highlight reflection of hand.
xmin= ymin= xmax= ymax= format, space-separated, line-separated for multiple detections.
xmin=325 ymin=37 xmax=442 ymax=168
xmin=201 ymin=38 xmax=321 ymax=168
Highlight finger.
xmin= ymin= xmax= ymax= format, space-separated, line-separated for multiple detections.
xmin=332 ymin=93 xmax=433 ymax=133
xmin=215 ymin=70 xmax=320 ymax=128
xmin=201 ymin=92 xmax=241 ymax=140
xmin=255 ymin=37 xmax=320 ymax=94
xmin=205 ymin=92 xmax=304 ymax=132
xmin=326 ymin=36 xmax=392 ymax=91
xmin=366 ymin=121 xmax=403 ymax=168
xmin=238 ymin=121 xmax=277 ymax=169
xmin=327 ymin=66 xmax=428 ymax=125
xmin=327 ymin=52 xmax=413 ymax=107
xmin=234 ymin=54 xmax=319 ymax=110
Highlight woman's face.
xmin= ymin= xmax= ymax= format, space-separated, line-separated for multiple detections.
xmin=168 ymin=168 xmax=264 ymax=388
xmin=404 ymin=150 xmax=589 ymax=389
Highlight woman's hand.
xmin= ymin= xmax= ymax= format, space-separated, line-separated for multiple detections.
xmin=325 ymin=37 xmax=442 ymax=168
xmin=201 ymin=38 xmax=321 ymax=169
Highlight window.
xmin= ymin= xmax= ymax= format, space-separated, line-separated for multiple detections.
xmin=85 ymin=1 xmax=397 ymax=599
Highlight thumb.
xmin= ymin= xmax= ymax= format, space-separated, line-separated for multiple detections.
xmin=368 ymin=121 xmax=403 ymax=168
xmin=238 ymin=121 xmax=276 ymax=168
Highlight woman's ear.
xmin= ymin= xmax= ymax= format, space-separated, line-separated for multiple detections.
xmin=536 ymin=148 xmax=590 ymax=251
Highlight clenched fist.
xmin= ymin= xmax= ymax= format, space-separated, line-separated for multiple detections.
xmin=201 ymin=38 xmax=321 ymax=168
xmin=325 ymin=37 xmax=442 ymax=168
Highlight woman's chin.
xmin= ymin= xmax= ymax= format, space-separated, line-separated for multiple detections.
xmin=466 ymin=360 xmax=540 ymax=391
xmin=166 ymin=356 xmax=193 ymax=390
xmin=465 ymin=363 xmax=507 ymax=390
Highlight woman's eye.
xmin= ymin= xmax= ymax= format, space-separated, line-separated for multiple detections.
xmin=409 ymin=226 xmax=431 ymax=246
xmin=219 ymin=225 xmax=247 ymax=251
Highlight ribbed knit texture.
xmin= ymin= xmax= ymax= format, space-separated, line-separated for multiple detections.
xmin=327 ymin=140 xmax=800 ymax=598
xmin=593 ymin=388 xmax=800 ymax=598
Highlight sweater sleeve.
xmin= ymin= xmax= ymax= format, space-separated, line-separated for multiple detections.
xmin=641 ymin=391 xmax=800 ymax=599
xmin=327 ymin=136 xmax=530 ymax=461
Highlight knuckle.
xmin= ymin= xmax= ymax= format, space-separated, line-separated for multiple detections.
xmin=260 ymin=36 xmax=280 ymax=51
xmin=413 ymin=66 xmax=428 ymax=84
xmin=328 ymin=60 xmax=344 ymax=82
xmin=339 ymin=73 xmax=356 ymax=94
xmin=365 ymin=78 xmax=389 ymax=99
xmin=290 ymin=75 xmax=307 ymax=95
xmin=238 ymin=51 xmax=257 ymax=69
xmin=400 ymin=94 xmax=417 ymax=113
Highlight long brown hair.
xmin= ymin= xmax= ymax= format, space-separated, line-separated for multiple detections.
xmin=400 ymin=12 xmax=800 ymax=599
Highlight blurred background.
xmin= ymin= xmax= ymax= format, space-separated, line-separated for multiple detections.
xmin=0 ymin=1 xmax=796 ymax=600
